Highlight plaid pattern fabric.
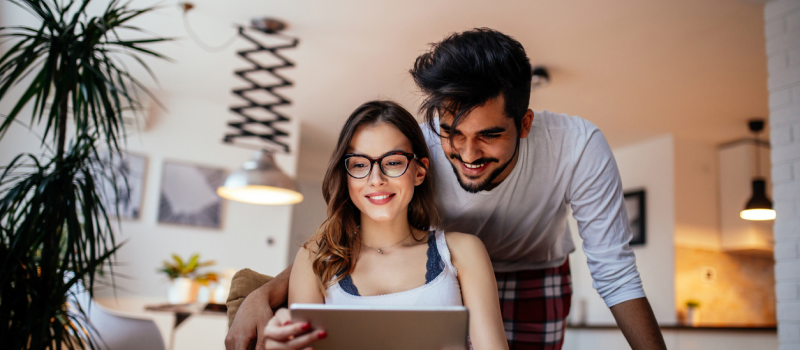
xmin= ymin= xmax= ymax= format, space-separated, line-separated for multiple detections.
xmin=495 ymin=258 xmax=572 ymax=350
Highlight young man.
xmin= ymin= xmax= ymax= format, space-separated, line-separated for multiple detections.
xmin=226 ymin=28 xmax=667 ymax=350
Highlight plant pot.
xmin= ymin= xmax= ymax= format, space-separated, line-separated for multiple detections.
xmin=168 ymin=277 xmax=195 ymax=304
xmin=686 ymin=306 xmax=700 ymax=326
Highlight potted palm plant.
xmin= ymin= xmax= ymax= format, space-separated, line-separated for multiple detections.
xmin=0 ymin=0 xmax=169 ymax=348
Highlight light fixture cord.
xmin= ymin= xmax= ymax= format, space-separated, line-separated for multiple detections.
xmin=755 ymin=130 xmax=761 ymax=178
xmin=181 ymin=7 xmax=238 ymax=53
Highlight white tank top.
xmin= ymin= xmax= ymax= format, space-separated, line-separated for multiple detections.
xmin=325 ymin=229 xmax=463 ymax=307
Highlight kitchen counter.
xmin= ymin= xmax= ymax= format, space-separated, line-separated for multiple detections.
xmin=567 ymin=324 xmax=776 ymax=331
xmin=563 ymin=324 xmax=777 ymax=350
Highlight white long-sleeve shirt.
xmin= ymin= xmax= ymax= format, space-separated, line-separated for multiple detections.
xmin=422 ymin=110 xmax=645 ymax=307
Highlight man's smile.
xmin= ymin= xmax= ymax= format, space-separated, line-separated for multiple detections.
xmin=459 ymin=160 xmax=492 ymax=177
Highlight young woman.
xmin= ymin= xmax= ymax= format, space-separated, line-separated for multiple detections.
xmin=264 ymin=100 xmax=507 ymax=350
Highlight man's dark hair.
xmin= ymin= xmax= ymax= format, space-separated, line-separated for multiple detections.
xmin=410 ymin=28 xmax=533 ymax=137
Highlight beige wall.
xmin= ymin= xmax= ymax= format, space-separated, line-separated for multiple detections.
xmin=674 ymin=138 xmax=722 ymax=250
xmin=288 ymin=180 xmax=329 ymax=266
xmin=675 ymin=246 xmax=776 ymax=326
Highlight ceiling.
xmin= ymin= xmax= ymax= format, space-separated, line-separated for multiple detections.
xmin=0 ymin=0 xmax=769 ymax=181
xmin=289 ymin=0 xmax=769 ymax=180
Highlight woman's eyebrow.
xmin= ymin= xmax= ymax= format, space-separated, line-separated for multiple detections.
xmin=347 ymin=149 xmax=409 ymax=158
xmin=380 ymin=149 xmax=409 ymax=157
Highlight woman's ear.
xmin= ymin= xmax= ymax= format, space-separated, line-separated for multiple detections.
xmin=414 ymin=157 xmax=429 ymax=186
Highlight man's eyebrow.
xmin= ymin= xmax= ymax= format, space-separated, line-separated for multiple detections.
xmin=439 ymin=123 xmax=505 ymax=135
xmin=478 ymin=127 xmax=506 ymax=134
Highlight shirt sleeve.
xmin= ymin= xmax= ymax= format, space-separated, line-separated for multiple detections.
xmin=565 ymin=126 xmax=645 ymax=308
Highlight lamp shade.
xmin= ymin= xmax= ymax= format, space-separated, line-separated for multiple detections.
xmin=740 ymin=179 xmax=775 ymax=221
xmin=217 ymin=151 xmax=303 ymax=205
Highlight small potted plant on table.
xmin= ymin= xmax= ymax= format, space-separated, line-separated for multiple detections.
xmin=159 ymin=254 xmax=218 ymax=304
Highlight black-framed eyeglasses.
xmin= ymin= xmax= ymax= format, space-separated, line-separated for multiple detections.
xmin=343 ymin=152 xmax=416 ymax=179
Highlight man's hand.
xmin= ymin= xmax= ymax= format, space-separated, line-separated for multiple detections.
xmin=226 ymin=266 xmax=292 ymax=350
xmin=225 ymin=284 xmax=274 ymax=350
xmin=609 ymin=297 xmax=667 ymax=350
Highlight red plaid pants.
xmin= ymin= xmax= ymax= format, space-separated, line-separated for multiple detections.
xmin=495 ymin=258 xmax=572 ymax=350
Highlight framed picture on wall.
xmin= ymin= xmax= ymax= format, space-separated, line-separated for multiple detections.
xmin=158 ymin=160 xmax=227 ymax=229
xmin=624 ymin=190 xmax=646 ymax=246
xmin=98 ymin=152 xmax=147 ymax=220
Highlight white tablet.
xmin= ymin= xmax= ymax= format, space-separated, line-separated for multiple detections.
xmin=290 ymin=304 xmax=469 ymax=350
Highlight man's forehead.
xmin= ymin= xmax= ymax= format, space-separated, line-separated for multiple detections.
xmin=439 ymin=111 xmax=513 ymax=131
xmin=438 ymin=96 xmax=510 ymax=130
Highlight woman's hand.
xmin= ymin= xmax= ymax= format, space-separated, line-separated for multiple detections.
xmin=264 ymin=308 xmax=327 ymax=350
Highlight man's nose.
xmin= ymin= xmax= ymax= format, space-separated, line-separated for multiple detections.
xmin=457 ymin=138 xmax=482 ymax=163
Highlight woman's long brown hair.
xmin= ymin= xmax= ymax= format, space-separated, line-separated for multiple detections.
xmin=304 ymin=100 xmax=440 ymax=291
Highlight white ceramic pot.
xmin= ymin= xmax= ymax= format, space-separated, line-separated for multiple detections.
xmin=168 ymin=277 xmax=194 ymax=304
xmin=197 ymin=284 xmax=211 ymax=304
xmin=213 ymin=280 xmax=229 ymax=304
xmin=686 ymin=306 xmax=700 ymax=326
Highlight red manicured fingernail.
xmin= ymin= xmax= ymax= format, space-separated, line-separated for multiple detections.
xmin=317 ymin=331 xmax=327 ymax=339
xmin=301 ymin=322 xmax=311 ymax=331
xmin=283 ymin=320 xmax=291 ymax=326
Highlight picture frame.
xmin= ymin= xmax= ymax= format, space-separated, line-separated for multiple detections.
xmin=624 ymin=190 xmax=646 ymax=246
xmin=158 ymin=160 xmax=227 ymax=229
xmin=98 ymin=152 xmax=147 ymax=220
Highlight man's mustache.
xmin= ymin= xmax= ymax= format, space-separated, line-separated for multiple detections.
xmin=448 ymin=153 xmax=499 ymax=166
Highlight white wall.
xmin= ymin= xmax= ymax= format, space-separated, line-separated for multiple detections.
xmin=764 ymin=1 xmax=800 ymax=349
xmin=568 ymin=134 xmax=677 ymax=325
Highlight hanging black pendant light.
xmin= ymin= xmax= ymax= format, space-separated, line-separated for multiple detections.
xmin=740 ymin=119 xmax=776 ymax=221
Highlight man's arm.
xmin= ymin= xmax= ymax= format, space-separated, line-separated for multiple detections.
xmin=265 ymin=265 xmax=292 ymax=308
xmin=225 ymin=265 xmax=292 ymax=350
xmin=565 ymin=121 xmax=665 ymax=348
xmin=610 ymin=297 xmax=667 ymax=350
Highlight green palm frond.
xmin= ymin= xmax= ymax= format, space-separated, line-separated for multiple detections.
xmin=0 ymin=0 xmax=169 ymax=348
xmin=0 ymin=0 xmax=171 ymax=155
xmin=0 ymin=134 xmax=126 ymax=349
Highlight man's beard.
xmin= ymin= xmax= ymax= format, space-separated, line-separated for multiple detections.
xmin=447 ymin=141 xmax=519 ymax=193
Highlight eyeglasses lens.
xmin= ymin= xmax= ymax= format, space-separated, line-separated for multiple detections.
xmin=381 ymin=155 xmax=409 ymax=177
xmin=346 ymin=157 xmax=371 ymax=178
xmin=345 ymin=155 xmax=409 ymax=178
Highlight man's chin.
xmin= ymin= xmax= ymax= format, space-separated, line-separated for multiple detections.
xmin=456 ymin=178 xmax=491 ymax=193
xmin=449 ymin=160 xmax=507 ymax=193
xmin=452 ymin=168 xmax=493 ymax=193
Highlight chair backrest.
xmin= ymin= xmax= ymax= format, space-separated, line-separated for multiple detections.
xmin=73 ymin=287 xmax=166 ymax=350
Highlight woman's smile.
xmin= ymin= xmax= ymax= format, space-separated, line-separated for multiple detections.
xmin=365 ymin=192 xmax=395 ymax=205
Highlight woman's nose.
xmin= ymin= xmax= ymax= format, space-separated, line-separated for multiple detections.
xmin=367 ymin=162 xmax=386 ymax=185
